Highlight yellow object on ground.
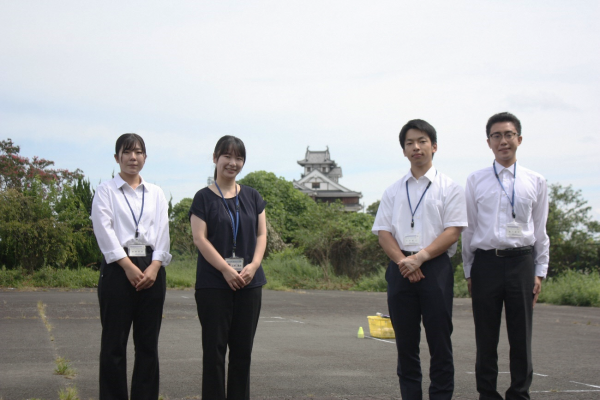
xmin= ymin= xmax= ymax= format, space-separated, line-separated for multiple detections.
xmin=367 ymin=315 xmax=395 ymax=339
xmin=357 ymin=326 xmax=364 ymax=338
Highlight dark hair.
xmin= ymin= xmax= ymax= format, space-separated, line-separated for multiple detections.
xmin=115 ymin=133 xmax=146 ymax=156
xmin=486 ymin=112 xmax=521 ymax=137
xmin=213 ymin=135 xmax=246 ymax=180
xmin=398 ymin=119 xmax=437 ymax=150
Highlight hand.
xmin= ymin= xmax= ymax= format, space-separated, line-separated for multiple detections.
xmin=222 ymin=266 xmax=247 ymax=291
xmin=399 ymin=255 xmax=422 ymax=277
xmin=136 ymin=262 xmax=161 ymax=291
xmin=407 ymin=268 xmax=425 ymax=283
xmin=467 ymin=278 xmax=472 ymax=296
xmin=122 ymin=263 xmax=144 ymax=287
xmin=240 ymin=263 xmax=258 ymax=285
xmin=533 ymin=276 xmax=543 ymax=307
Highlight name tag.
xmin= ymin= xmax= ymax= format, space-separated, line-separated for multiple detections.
xmin=225 ymin=257 xmax=245 ymax=272
xmin=506 ymin=222 xmax=523 ymax=238
xmin=404 ymin=233 xmax=421 ymax=246
xmin=128 ymin=245 xmax=147 ymax=257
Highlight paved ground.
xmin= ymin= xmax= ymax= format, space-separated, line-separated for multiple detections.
xmin=1 ymin=289 xmax=599 ymax=400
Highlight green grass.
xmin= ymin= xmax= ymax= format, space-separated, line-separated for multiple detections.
xmin=54 ymin=356 xmax=76 ymax=378
xmin=538 ymin=270 xmax=600 ymax=307
xmin=0 ymin=266 xmax=99 ymax=289
xmin=165 ymin=256 xmax=196 ymax=288
xmin=2 ymin=255 xmax=599 ymax=308
xmin=58 ymin=385 xmax=79 ymax=400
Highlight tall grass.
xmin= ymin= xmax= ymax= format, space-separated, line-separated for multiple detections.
xmin=538 ymin=270 xmax=600 ymax=307
xmin=0 ymin=266 xmax=99 ymax=288
xmin=2 ymin=255 xmax=599 ymax=308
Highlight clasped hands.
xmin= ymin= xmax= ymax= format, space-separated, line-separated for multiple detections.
xmin=398 ymin=250 xmax=431 ymax=283
xmin=223 ymin=262 xmax=258 ymax=291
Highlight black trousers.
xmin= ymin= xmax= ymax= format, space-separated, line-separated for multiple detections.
xmin=387 ymin=254 xmax=454 ymax=400
xmin=471 ymin=250 xmax=535 ymax=400
xmin=195 ymin=286 xmax=262 ymax=400
xmin=97 ymin=251 xmax=166 ymax=400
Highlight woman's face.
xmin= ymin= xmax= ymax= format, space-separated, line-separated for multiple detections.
xmin=114 ymin=142 xmax=146 ymax=176
xmin=213 ymin=151 xmax=244 ymax=180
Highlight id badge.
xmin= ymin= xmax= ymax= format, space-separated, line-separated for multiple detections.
xmin=225 ymin=257 xmax=244 ymax=272
xmin=404 ymin=233 xmax=421 ymax=246
xmin=506 ymin=221 xmax=524 ymax=238
xmin=128 ymin=245 xmax=147 ymax=257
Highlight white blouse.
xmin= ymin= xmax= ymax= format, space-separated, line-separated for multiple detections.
xmin=91 ymin=174 xmax=172 ymax=266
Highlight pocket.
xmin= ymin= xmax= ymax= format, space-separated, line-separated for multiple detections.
xmin=515 ymin=196 xmax=533 ymax=223
xmin=476 ymin=190 xmax=500 ymax=216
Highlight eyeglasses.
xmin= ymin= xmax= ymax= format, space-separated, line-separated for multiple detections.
xmin=489 ymin=131 xmax=519 ymax=141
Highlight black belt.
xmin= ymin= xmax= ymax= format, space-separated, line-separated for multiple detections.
xmin=401 ymin=250 xmax=419 ymax=256
xmin=476 ymin=246 xmax=533 ymax=258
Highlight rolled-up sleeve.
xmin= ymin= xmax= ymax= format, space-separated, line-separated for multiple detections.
xmin=152 ymin=189 xmax=172 ymax=266
xmin=91 ymin=184 xmax=127 ymax=264
xmin=532 ymin=178 xmax=550 ymax=277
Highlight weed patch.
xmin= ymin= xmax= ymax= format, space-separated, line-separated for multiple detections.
xmin=54 ymin=356 xmax=76 ymax=378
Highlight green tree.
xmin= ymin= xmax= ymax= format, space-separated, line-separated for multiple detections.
xmin=547 ymin=183 xmax=600 ymax=276
xmin=239 ymin=171 xmax=316 ymax=242
xmin=366 ymin=200 xmax=380 ymax=217
xmin=0 ymin=139 xmax=98 ymax=270
xmin=169 ymin=197 xmax=196 ymax=257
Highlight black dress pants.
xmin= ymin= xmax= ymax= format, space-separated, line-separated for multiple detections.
xmin=195 ymin=286 xmax=262 ymax=400
xmin=471 ymin=250 xmax=535 ymax=400
xmin=98 ymin=251 xmax=166 ymax=400
xmin=387 ymin=254 xmax=454 ymax=400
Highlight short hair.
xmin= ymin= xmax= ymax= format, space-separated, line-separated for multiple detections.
xmin=399 ymin=119 xmax=437 ymax=150
xmin=486 ymin=112 xmax=522 ymax=137
xmin=213 ymin=135 xmax=246 ymax=180
xmin=115 ymin=133 xmax=146 ymax=157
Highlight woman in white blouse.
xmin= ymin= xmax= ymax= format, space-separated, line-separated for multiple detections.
xmin=91 ymin=133 xmax=171 ymax=400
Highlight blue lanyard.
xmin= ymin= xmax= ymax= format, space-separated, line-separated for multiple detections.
xmin=215 ymin=182 xmax=240 ymax=253
xmin=493 ymin=161 xmax=516 ymax=219
xmin=120 ymin=186 xmax=145 ymax=238
xmin=405 ymin=171 xmax=436 ymax=229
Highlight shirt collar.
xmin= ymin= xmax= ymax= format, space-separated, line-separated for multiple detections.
xmin=115 ymin=174 xmax=146 ymax=190
xmin=493 ymin=160 xmax=516 ymax=176
xmin=407 ymin=165 xmax=437 ymax=183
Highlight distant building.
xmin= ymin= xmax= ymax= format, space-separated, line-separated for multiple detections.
xmin=293 ymin=147 xmax=363 ymax=212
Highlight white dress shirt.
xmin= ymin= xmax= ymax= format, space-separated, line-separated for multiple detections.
xmin=92 ymin=174 xmax=172 ymax=266
xmin=462 ymin=161 xmax=549 ymax=278
xmin=372 ymin=166 xmax=468 ymax=257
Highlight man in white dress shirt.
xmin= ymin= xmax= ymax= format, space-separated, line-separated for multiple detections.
xmin=373 ymin=119 xmax=467 ymax=400
xmin=462 ymin=112 xmax=549 ymax=400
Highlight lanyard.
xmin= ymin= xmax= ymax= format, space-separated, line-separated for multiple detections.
xmin=493 ymin=161 xmax=516 ymax=219
xmin=120 ymin=186 xmax=144 ymax=238
xmin=215 ymin=182 xmax=240 ymax=253
xmin=406 ymin=171 xmax=436 ymax=229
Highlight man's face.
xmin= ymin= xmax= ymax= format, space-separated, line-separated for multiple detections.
xmin=403 ymin=129 xmax=437 ymax=168
xmin=487 ymin=121 xmax=522 ymax=166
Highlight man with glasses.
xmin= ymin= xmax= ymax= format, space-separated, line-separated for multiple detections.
xmin=462 ymin=112 xmax=550 ymax=400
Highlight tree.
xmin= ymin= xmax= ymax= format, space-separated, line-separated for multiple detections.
xmin=366 ymin=200 xmax=380 ymax=217
xmin=239 ymin=171 xmax=316 ymax=242
xmin=0 ymin=138 xmax=82 ymax=191
xmin=0 ymin=139 xmax=98 ymax=270
xmin=547 ymin=183 xmax=600 ymax=276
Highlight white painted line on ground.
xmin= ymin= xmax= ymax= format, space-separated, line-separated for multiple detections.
xmin=532 ymin=390 xmax=600 ymax=393
xmin=533 ymin=373 xmax=548 ymax=377
xmin=365 ymin=336 xmax=395 ymax=344
xmin=571 ymin=381 xmax=600 ymax=389
xmin=261 ymin=316 xmax=305 ymax=324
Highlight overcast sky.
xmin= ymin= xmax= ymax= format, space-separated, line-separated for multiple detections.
xmin=1 ymin=1 xmax=599 ymax=219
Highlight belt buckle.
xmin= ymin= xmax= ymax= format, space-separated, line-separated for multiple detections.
xmin=495 ymin=249 xmax=505 ymax=257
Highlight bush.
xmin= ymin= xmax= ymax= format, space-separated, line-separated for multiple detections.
xmin=538 ymin=270 xmax=600 ymax=307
